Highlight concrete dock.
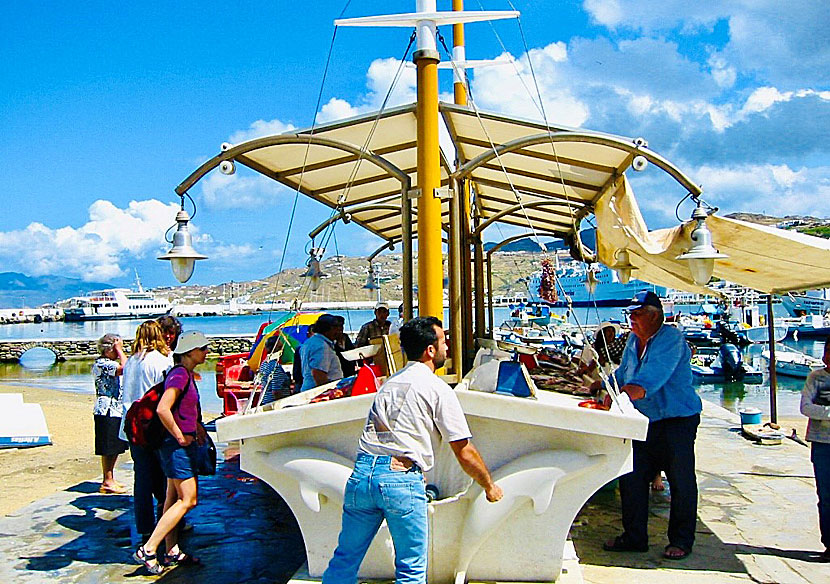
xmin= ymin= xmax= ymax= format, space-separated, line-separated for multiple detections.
xmin=0 ymin=401 xmax=827 ymax=583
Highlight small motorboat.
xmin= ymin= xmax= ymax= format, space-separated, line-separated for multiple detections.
xmin=762 ymin=345 xmax=824 ymax=378
xmin=744 ymin=325 xmax=788 ymax=344
xmin=691 ymin=343 xmax=763 ymax=384
xmin=0 ymin=394 xmax=51 ymax=448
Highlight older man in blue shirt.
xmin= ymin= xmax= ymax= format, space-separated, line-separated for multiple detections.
xmin=601 ymin=291 xmax=701 ymax=560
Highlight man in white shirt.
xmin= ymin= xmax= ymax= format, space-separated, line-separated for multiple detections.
xmin=322 ymin=316 xmax=503 ymax=584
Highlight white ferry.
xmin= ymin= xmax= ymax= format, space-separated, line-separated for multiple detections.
xmin=527 ymin=262 xmax=666 ymax=307
xmin=63 ymin=288 xmax=171 ymax=321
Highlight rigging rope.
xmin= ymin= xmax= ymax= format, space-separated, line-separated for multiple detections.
xmin=265 ymin=4 xmax=351 ymax=320
xmin=439 ymin=7 xmax=624 ymax=408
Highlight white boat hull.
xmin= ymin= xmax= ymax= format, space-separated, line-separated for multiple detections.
xmin=0 ymin=394 xmax=51 ymax=449
xmin=216 ymin=384 xmax=647 ymax=583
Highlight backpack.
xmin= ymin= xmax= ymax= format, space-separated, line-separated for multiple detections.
xmin=125 ymin=365 xmax=189 ymax=448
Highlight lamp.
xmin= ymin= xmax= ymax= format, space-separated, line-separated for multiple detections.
xmin=301 ymin=248 xmax=327 ymax=292
xmin=158 ymin=196 xmax=207 ymax=283
xmin=675 ymin=202 xmax=728 ymax=285
xmin=585 ymin=266 xmax=599 ymax=295
xmin=363 ymin=263 xmax=380 ymax=299
xmin=611 ymin=249 xmax=636 ymax=284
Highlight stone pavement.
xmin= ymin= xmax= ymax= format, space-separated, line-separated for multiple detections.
xmin=570 ymin=400 xmax=828 ymax=584
xmin=0 ymin=438 xmax=306 ymax=583
xmin=1 ymin=401 xmax=829 ymax=583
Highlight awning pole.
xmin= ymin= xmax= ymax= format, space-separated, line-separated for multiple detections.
xmin=449 ymin=177 xmax=464 ymax=381
xmin=766 ymin=294 xmax=778 ymax=424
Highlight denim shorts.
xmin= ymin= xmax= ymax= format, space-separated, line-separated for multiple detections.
xmin=158 ymin=434 xmax=198 ymax=480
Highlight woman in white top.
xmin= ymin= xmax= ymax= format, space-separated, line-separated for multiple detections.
xmin=121 ymin=320 xmax=173 ymax=539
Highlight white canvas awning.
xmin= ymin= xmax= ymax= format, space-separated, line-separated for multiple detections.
xmin=595 ymin=176 xmax=830 ymax=294
xmin=177 ymin=101 xmax=830 ymax=295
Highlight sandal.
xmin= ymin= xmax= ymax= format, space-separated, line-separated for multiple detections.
xmin=164 ymin=549 xmax=202 ymax=567
xmin=603 ymin=535 xmax=648 ymax=552
xmin=99 ymin=484 xmax=128 ymax=495
xmin=663 ymin=545 xmax=691 ymax=560
xmin=133 ymin=545 xmax=164 ymax=575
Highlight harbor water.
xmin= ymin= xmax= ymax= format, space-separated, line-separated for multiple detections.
xmin=0 ymin=307 xmax=824 ymax=418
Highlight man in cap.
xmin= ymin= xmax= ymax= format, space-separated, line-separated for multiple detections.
xmin=355 ymin=301 xmax=391 ymax=347
xmin=322 ymin=316 xmax=503 ymax=584
xmin=601 ymin=290 xmax=701 ymax=560
xmin=299 ymin=314 xmax=344 ymax=392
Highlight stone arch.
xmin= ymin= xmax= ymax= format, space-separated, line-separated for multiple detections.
xmin=24 ymin=343 xmax=63 ymax=362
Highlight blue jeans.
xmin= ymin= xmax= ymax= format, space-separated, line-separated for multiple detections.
xmin=812 ymin=441 xmax=830 ymax=550
xmin=130 ymin=443 xmax=167 ymax=536
xmin=323 ymin=453 xmax=428 ymax=584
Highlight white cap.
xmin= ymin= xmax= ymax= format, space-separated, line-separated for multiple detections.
xmin=375 ymin=301 xmax=389 ymax=310
xmin=173 ymin=331 xmax=210 ymax=355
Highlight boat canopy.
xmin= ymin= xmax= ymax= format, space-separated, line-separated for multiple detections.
xmin=177 ymin=102 xmax=830 ymax=295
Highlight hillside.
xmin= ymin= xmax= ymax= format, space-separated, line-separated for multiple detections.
xmin=0 ymin=272 xmax=112 ymax=308
xmin=4 ymin=212 xmax=827 ymax=308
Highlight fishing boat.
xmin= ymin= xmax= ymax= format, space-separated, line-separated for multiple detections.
xmin=161 ymin=3 xmax=830 ymax=582
xmin=762 ymin=344 xmax=824 ymax=378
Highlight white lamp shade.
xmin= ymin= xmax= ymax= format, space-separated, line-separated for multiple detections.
xmin=158 ymin=214 xmax=207 ymax=284
xmin=687 ymin=257 xmax=715 ymax=285
xmin=170 ymin=257 xmax=196 ymax=283
xmin=615 ymin=267 xmax=633 ymax=284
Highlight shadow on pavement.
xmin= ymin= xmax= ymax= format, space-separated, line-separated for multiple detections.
xmin=19 ymin=442 xmax=307 ymax=583
xmin=572 ymin=486 xmax=747 ymax=574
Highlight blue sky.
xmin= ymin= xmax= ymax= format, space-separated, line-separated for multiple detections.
xmin=1 ymin=1 xmax=828 ymax=289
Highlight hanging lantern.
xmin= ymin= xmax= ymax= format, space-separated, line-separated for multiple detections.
xmin=611 ymin=249 xmax=636 ymax=284
xmin=158 ymin=204 xmax=207 ymax=283
xmin=676 ymin=203 xmax=728 ymax=285
xmin=301 ymin=248 xmax=327 ymax=292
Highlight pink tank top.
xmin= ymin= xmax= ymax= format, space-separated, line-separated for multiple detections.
xmin=164 ymin=366 xmax=200 ymax=433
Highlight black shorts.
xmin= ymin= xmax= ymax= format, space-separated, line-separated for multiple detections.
xmin=94 ymin=414 xmax=128 ymax=456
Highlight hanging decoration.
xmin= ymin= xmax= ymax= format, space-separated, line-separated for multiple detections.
xmin=538 ymin=258 xmax=558 ymax=303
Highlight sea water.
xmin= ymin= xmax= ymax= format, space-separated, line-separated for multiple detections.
xmin=0 ymin=307 xmax=823 ymax=418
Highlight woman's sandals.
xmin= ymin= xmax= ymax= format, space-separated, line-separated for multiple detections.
xmin=133 ymin=545 xmax=164 ymax=575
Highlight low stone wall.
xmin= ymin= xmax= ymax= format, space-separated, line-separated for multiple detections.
xmin=0 ymin=334 xmax=256 ymax=363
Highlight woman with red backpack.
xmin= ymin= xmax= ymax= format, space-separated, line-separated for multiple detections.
xmin=133 ymin=331 xmax=209 ymax=574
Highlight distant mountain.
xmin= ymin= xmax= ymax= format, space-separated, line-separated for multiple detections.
xmin=0 ymin=272 xmax=113 ymax=308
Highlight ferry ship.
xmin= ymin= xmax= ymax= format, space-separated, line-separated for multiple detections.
xmin=527 ymin=262 xmax=666 ymax=307
xmin=63 ymin=288 xmax=171 ymax=321
xmin=781 ymin=289 xmax=830 ymax=316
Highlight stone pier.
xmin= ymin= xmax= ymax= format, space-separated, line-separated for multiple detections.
xmin=0 ymin=334 xmax=255 ymax=362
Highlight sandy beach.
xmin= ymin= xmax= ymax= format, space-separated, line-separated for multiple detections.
xmin=0 ymin=384 xmax=117 ymax=516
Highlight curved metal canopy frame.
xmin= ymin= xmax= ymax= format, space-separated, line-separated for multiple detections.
xmin=453 ymin=131 xmax=702 ymax=197
xmin=474 ymin=200 xmax=579 ymax=236
xmin=176 ymin=133 xmax=411 ymax=198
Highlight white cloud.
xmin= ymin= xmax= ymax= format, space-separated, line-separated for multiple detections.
xmin=318 ymin=97 xmax=362 ymax=123
xmin=200 ymin=169 xmax=293 ymax=210
xmin=317 ymin=57 xmax=417 ymax=123
xmin=581 ymin=1 xmax=830 ymax=87
xmin=694 ymin=163 xmax=830 ymax=218
xmin=583 ymin=0 xmax=722 ymax=33
xmin=229 ymin=118 xmax=295 ymax=144
xmin=583 ymin=0 xmax=624 ymax=29
xmin=471 ymin=46 xmax=590 ymax=127
xmin=0 ymin=199 xmax=181 ymax=281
